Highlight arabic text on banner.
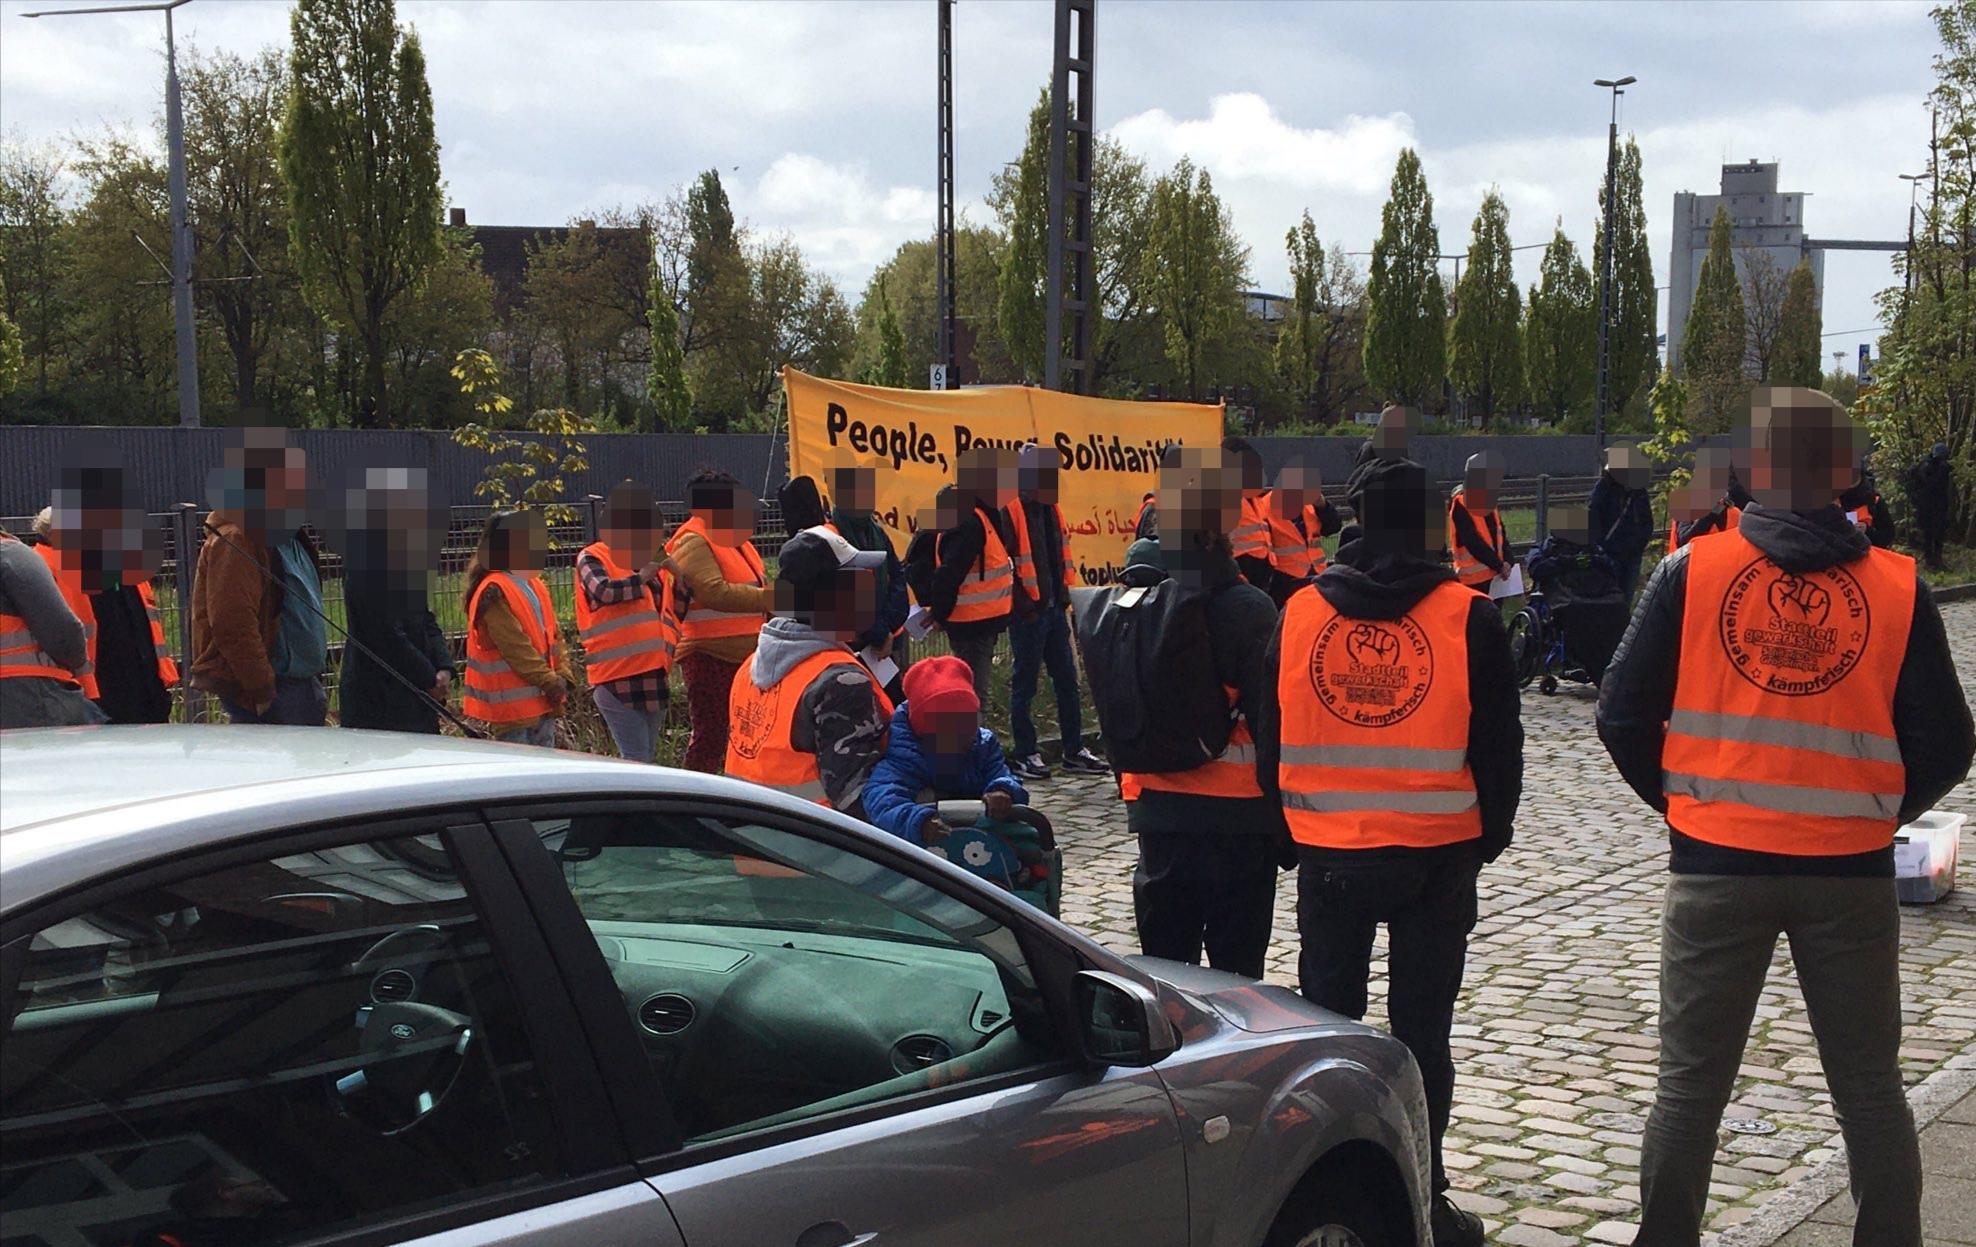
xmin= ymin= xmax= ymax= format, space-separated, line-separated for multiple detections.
xmin=781 ymin=368 xmax=1223 ymax=587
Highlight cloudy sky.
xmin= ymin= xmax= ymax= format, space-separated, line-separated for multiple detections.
xmin=0 ymin=0 xmax=1940 ymax=365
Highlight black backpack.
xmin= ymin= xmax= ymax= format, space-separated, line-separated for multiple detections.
xmin=1071 ymin=577 xmax=1234 ymax=774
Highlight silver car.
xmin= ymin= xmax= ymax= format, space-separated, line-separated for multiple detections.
xmin=0 ymin=727 xmax=1432 ymax=1247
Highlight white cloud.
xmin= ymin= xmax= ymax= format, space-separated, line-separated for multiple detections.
xmin=1110 ymin=94 xmax=1415 ymax=195
xmin=738 ymin=154 xmax=938 ymax=288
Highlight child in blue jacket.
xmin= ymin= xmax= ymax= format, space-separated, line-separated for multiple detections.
xmin=863 ymin=655 xmax=1029 ymax=846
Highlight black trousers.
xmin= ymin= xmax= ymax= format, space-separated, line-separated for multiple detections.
xmin=1297 ymin=848 xmax=1480 ymax=1193
xmin=1133 ymin=833 xmax=1279 ymax=980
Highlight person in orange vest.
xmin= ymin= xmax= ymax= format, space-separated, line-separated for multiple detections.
xmin=726 ymin=526 xmax=893 ymax=812
xmin=1222 ymin=435 xmax=1273 ymax=587
xmin=1446 ymin=451 xmax=1509 ymax=593
xmin=1838 ymin=447 xmax=1896 ymax=549
xmin=576 ymin=483 xmax=680 ymax=763
xmin=0 ymin=524 xmax=99 ymax=728
xmin=1005 ymin=443 xmax=1107 ymax=781
xmin=462 ymin=509 xmax=567 ymax=747
xmin=1258 ymin=456 xmax=1522 ymax=1247
xmin=667 ymin=469 xmax=771 ymax=772
xmin=37 ymin=469 xmax=177 ymax=724
xmin=923 ymin=447 xmax=1016 ymax=707
xmin=1260 ymin=459 xmax=1342 ymax=607
xmin=1666 ymin=447 xmax=1742 ymax=554
xmin=1598 ymin=389 xmax=1974 ymax=1247
xmin=1117 ymin=446 xmax=1285 ymax=980
xmin=1131 ymin=489 xmax=1158 ymax=541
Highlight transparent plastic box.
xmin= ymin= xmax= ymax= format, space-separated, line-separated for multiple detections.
xmin=1894 ymin=811 xmax=1965 ymax=905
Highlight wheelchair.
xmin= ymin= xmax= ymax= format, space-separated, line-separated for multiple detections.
xmin=1508 ymin=588 xmax=1604 ymax=695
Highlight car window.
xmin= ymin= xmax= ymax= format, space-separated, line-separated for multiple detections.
xmin=1 ymin=832 xmax=566 ymax=1247
xmin=528 ymin=810 xmax=1062 ymax=1144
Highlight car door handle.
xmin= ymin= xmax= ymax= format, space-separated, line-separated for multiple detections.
xmin=795 ymin=1224 xmax=877 ymax=1247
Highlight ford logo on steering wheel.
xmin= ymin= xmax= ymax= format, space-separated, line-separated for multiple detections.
xmin=389 ymin=1022 xmax=416 ymax=1040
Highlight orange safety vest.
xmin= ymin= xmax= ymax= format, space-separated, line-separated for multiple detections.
xmin=1119 ymin=686 xmax=1263 ymax=802
xmin=0 ymin=534 xmax=84 ymax=686
xmin=666 ymin=516 xmax=767 ymax=644
xmin=1845 ymin=500 xmax=1877 ymax=531
xmin=1447 ymin=492 xmax=1506 ymax=589
xmin=1133 ymin=494 xmax=1156 ymax=533
xmin=1667 ymin=504 xmax=1742 ymax=555
xmin=33 ymin=542 xmax=99 ymax=699
xmin=1005 ymin=500 xmax=1077 ymax=600
xmin=726 ymin=647 xmax=893 ymax=805
xmin=1231 ymin=494 xmax=1271 ymax=562
xmin=1276 ymin=580 xmax=1482 ymax=850
xmin=135 ymin=579 xmax=180 ymax=688
xmin=574 ymin=542 xmax=679 ymax=686
xmin=1663 ymin=532 xmax=1914 ymax=857
xmin=941 ymin=513 xmax=1015 ymax=624
xmin=463 ymin=571 xmax=559 ymax=724
xmin=1303 ymin=504 xmax=1330 ymax=576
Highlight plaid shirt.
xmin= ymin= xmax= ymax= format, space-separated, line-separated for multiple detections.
xmin=577 ymin=552 xmax=671 ymax=711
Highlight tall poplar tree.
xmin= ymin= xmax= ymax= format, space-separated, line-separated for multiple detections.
xmin=646 ymin=263 xmax=690 ymax=431
xmin=1524 ymin=224 xmax=1597 ymax=424
xmin=279 ymin=0 xmax=442 ymax=427
xmin=1448 ymin=189 xmax=1524 ymax=419
xmin=1364 ymin=148 xmax=1446 ymax=408
xmin=1141 ymin=157 xmax=1247 ymax=399
xmin=1595 ymin=137 xmax=1657 ymax=415
xmin=1776 ymin=260 xmax=1823 ymax=387
xmin=1682 ymin=205 xmax=1748 ymax=431
xmin=1275 ymin=209 xmax=1324 ymax=405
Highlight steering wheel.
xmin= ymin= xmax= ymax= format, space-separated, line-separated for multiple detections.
xmin=336 ymin=926 xmax=475 ymax=1135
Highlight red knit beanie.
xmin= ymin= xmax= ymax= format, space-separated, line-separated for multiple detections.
xmin=904 ymin=655 xmax=980 ymax=735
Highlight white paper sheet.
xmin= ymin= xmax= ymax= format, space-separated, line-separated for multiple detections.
xmin=1489 ymin=564 xmax=1526 ymax=600
xmin=904 ymin=605 xmax=939 ymax=640
xmin=859 ymin=648 xmax=900 ymax=687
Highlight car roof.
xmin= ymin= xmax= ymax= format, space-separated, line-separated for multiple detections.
xmin=0 ymin=725 xmax=837 ymax=914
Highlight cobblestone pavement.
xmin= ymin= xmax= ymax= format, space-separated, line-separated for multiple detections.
xmin=1046 ymin=598 xmax=1976 ymax=1246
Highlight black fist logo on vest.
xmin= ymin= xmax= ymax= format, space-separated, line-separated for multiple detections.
xmin=729 ymin=680 xmax=782 ymax=761
xmin=1722 ymin=558 xmax=1870 ymax=696
xmin=1312 ymin=615 xmax=1433 ymax=727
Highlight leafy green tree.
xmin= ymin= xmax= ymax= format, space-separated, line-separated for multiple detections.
xmin=279 ymin=0 xmax=442 ymax=427
xmin=1595 ymin=137 xmax=1658 ymax=415
xmin=1861 ymin=0 xmax=1976 ymax=543
xmin=1448 ymin=189 xmax=1524 ymax=419
xmin=0 ymin=270 xmax=21 ymax=398
xmin=1276 ymin=210 xmax=1323 ymax=405
xmin=1775 ymin=260 xmax=1823 ymax=387
xmin=864 ymin=278 xmax=909 ymax=388
xmin=382 ymin=229 xmax=497 ymax=426
xmin=1364 ymin=148 xmax=1446 ymax=409
xmin=991 ymin=87 xmax=1157 ymax=391
xmin=850 ymin=226 xmax=1010 ymax=384
xmin=1681 ymin=205 xmax=1748 ymax=431
xmin=995 ymin=88 xmax=1050 ymax=383
xmin=684 ymin=169 xmax=746 ymax=357
xmin=646 ymin=262 xmax=690 ymax=431
xmin=1142 ymin=157 xmax=1248 ymax=399
xmin=65 ymin=135 xmax=177 ymax=424
xmin=184 ymin=47 xmax=295 ymax=416
xmin=1523 ymin=224 xmax=1597 ymax=425
xmin=450 ymin=347 xmax=592 ymax=531
xmin=0 ymin=145 xmax=73 ymax=404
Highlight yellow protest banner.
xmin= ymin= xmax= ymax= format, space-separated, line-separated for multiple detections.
xmin=781 ymin=368 xmax=1223 ymax=586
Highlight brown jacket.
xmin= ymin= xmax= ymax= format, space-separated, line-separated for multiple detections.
xmin=669 ymin=530 xmax=770 ymax=664
xmin=188 ymin=512 xmax=317 ymax=710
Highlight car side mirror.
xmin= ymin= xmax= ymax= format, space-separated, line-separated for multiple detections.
xmin=1074 ymin=969 xmax=1178 ymax=1068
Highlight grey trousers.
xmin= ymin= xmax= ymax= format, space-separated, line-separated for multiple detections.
xmin=1636 ymin=874 xmax=1921 ymax=1247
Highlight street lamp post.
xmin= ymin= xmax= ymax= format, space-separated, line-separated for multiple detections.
xmin=1899 ymin=171 xmax=1931 ymax=313
xmin=24 ymin=0 xmax=199 ymax=429
xmin=1593 ymin=75 xmax=1635 ymax=450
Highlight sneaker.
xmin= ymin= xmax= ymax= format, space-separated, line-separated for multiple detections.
xmin=1430 ymin=1195 xmax=1485 ymax=1247
xmin=1060 ymin=747 xmax=1109 ymax=774
xmin=1012 ymin=754 xmax=1053 ymax=781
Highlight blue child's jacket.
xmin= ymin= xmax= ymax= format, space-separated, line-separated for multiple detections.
xmin=863 ymin=703 xmax=1030 ymax=845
